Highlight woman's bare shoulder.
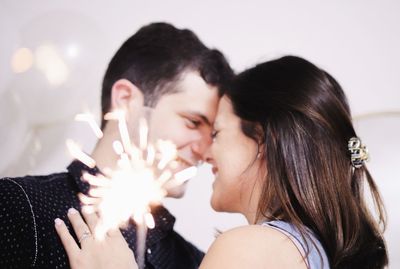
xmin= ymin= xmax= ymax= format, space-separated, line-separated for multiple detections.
xmin=199 ymin=225 xmax=307 ymax=269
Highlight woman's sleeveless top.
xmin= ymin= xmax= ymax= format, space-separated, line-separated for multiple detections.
xmin=262 ymin=220 xmax=330 ymax=269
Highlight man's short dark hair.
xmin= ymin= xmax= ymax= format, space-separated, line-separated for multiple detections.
xmin=101 ymin=22 xmax=233 ymax=129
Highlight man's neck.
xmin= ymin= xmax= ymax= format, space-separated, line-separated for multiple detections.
xmin=91 ymin=127 xmax=120 ymax=172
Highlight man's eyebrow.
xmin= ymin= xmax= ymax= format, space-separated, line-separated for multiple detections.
xmin=186 ymin=111 xmax=212 ymax=126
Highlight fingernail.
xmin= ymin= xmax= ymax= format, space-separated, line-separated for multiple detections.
xmin=82 ymin=206 xmax=92 ymax=214
xmin=54 ymin=218 xmax=63 ymax=226
xmin=81 ymin=173 xmax=88 ymax=181
xmin=68 ymin=208 xmax=78 ymax=215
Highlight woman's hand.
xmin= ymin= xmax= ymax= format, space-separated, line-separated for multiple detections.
xmin=55 ymin=208 xmax=138 ymax=269
xmin=77 ymin=172 xmax=113 ymax=214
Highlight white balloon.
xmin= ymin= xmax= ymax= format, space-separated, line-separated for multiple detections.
xmin=0 ymin=89 xmax=31 ymax=176
xmin=5 ymin=118 xmax=98 ymax=177
xmin=0 ymin=6 xmax=20 ymax=96
xmin=12 ymin=10 xmax=108 ymax=126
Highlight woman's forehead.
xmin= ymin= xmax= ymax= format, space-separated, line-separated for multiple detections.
xmin=215 ymin=97 xmax=237 ymax=128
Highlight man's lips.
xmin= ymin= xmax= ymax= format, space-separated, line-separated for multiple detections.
xmin=176 ymin=156 xmax=196 ymax=168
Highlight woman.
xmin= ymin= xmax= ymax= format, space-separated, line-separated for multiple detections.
xmin=55 ymin=56 xmax=388 ymax=268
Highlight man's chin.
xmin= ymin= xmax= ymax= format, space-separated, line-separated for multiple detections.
xmin=171 ymin=162 xmax=192 ymax=174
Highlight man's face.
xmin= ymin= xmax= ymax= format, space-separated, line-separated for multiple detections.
xmin=149 ymin=71 xmax=220 ymax=198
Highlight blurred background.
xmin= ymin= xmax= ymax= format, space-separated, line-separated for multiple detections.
xmin=0 ymin=0 xmax=399 ymax=267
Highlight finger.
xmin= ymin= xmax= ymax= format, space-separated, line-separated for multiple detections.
xmin=88 ymin=187 xmax=108 ymax=198
xmin=78 ymin=193 xmax=102 ymax=205
xmin=102 ymin=167 xmax=113 ymax=177
xmin=81 ymin=205 xmax=96 ymax=214
xmin=67 ymin=208 xmax=93 ymax=244
xmin=82 ymin=172 xmax=111 ymax=188
xmin=54 ymin=218 xmax=80 ymax=257
xmin=82 ymin=205 xmax=102 ymax=217
xmin=107 ymin=227 xmax=130 ymax=247
xmin=107 ymin=226 xmax=124 ymax=238
xmin=81 ymin=208 xmax=100 ymax=233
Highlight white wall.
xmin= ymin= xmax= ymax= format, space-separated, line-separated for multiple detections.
xmin=1 ymin=0 xmax=399 ymax=267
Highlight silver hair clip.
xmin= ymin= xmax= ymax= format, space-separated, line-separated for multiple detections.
xmin=348 ymin=137 xmax=369 ymax=168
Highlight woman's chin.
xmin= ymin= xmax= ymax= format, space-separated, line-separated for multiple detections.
xmin=210 ymin=196 xmax=227 ymax=212
xmin=210 ymin=204 xmax=223 ymax=212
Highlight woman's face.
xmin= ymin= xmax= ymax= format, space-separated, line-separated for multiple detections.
xmin=205 ymin=96 xmax=264 ymax=219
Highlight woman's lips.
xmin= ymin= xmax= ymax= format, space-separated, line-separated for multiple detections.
xmin=212 ymin=167 xmax=218 ymax=175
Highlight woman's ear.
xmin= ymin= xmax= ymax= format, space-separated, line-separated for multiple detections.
xmin=110 ymin=79 xmax=144 ymax=112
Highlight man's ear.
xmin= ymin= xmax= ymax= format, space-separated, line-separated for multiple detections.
xmin=110 ymin=79 xmax=144 ymax=112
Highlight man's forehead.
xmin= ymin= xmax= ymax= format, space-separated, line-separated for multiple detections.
xmin=161 ymin=72 xmax=220 ymax=123
xmin=173 ymin=71 xmax=218 ymax=93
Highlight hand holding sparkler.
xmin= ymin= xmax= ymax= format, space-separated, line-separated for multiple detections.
xmin=54 ymin=209 xmax=138 ymax=269
xmin=67 ymin=108 xmax=199 ymax=269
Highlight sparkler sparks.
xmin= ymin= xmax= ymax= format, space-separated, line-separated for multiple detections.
xmin=75 ymin=113 xmax=103 ymax=138
xmin=66 ymin=139 xmax=95 ymax=168
xmin=67 ymin=110 xmax=198 ymax=269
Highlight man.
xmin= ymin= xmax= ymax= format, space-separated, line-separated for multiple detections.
xmin=0 ymin=22 xmax=233 ymax=269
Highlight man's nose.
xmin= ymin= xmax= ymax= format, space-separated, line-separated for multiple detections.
xmin=191 ymin=133 xmax=212 ymax=162
xmin=202 ymin=144 xmax=214 ymax=165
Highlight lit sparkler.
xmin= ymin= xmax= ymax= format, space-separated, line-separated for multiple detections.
xmin=67 ymin=109 xmax=197 ymax=269
xmin=66 ymin=139 xmax=95 ymax=168
xmin=75 ymin=113 xmax=103 ymax=139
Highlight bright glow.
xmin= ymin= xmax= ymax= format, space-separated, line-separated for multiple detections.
xmin=35 ymin=43 xmax=69 ymax=86
xmin=157 ymin=140 xmax=177 ymax=170
xmin=96 ymin=166 xmax=165 ymax=234
xmin=11 ymin=47 xmax=33 ymax=73
xmin=66 ymin=139 xmax=95 ymax=168
xmin=66 ymin=44 xmax=79 ymax=58
xmin=157 ymin=170 xmax=172 ymax=185
xmin=173 ymin=166 xmax=198 ymax=184
xmin=68 ymin=110 xmax=189 ymax=269
xmin=139 ymin=118 xmax=148 ymax=150
xmin=33 ymin=139 xmax=42 ymax=153
xmin=105 ymin=110 xmax=134 ymax=155
xmin=146 ymin=144 xmax=156 ymax=166
xmin=112 ymin=140 xmax=124 ymax=155
xmin=163 ymin=166 xmax=198 ymax=190
xmin=145 ymin=213 xmax=155 ymax=229
xmin=75 ymin=113 xmax=103 ymax=138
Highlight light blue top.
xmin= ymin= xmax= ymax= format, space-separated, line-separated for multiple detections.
xmin=262 ymin=220 xmax=330 ymax=269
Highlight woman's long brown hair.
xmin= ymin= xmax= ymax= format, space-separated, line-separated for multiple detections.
xmin=227 ymin=56 xmax=388 ymax=268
